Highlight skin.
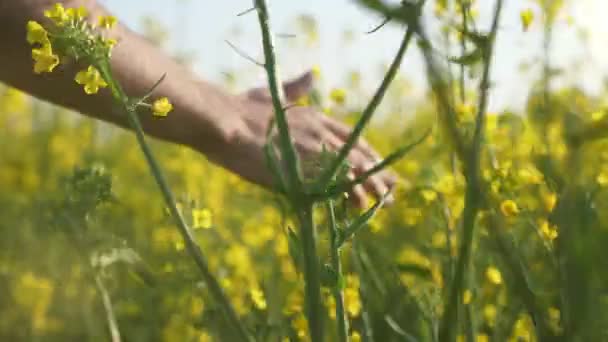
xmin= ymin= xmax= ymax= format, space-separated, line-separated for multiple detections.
xmin=0 ymin=0 xmax=397 ymax=207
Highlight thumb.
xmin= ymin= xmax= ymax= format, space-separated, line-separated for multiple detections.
xmin=283 ymin=71 xmax=314 ymax=102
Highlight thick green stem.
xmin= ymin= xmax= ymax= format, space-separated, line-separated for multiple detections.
xmin=317 ymin=25 xmax=416 ymax=189
xmin=327 ymin=200 xmax=348 ymax=342
xmin=253 ymin=0 xmax=302 ymax=195
xmin=97 ymin=63 xmax=251 ymax=342
xmin=298 ymin=202 xmax=324 ymax=341
xmin=438 ymin=1 xmax=504 ymax=340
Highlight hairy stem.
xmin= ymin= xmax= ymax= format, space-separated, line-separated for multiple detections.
xmin=317 ymin=24 xmax=416 ymax=189
xmin=438 ymin=1 xmax=504 ymax=340
xmin=253 ymin=0 xmax=302 ymax=196
xmin=327 ymin=200 xmax=348 ymax=342
xmin=298 ymin=202 xmax=324 ymax=341
xmin=97 ymin=62 xmax=251 ymax=342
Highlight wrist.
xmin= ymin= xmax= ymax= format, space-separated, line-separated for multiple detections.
xmin=185 ymin=86 xmax=249 ymax=156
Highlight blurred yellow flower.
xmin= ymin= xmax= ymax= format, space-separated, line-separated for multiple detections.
xmin=500 ymin=199 xmax=520 ymax=217
xmin=463 ymin=289 xmax=472 ymax=305
xmin=44 ymin=3 xmax=70 ymax=25
xmin=192 ymin=208 xmax=212 ymax=229
xmin=477 ymin=334 xmax=490 ymax=342
xmin=66 ymin=6 xmax=88 ymax=21
xmin=542 ymin=191 xmax=557 ymax=212
xmin=539 ymin=219 xmax=558 ymax=241
xmin=521 ymin=9 xmax=534 ymax=31
xmin=486 ymin=266 xmax=503 ymax=285
xmin=329 ymin=88 xmax=346 ymax=104
xmin=597 ymin=170 xmax=608 ymax=186
xmin=421 ymin=189 xmax=437 ymax=203
xmin=98 ymin=15 xmax=118 ymax=29
xmin=483 ymin=304 xmax=497 ymax=327
xmin=250 ymin=288 xmax=267 ymax=310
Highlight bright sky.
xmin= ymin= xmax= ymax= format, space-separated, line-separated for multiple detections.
xmin=99 ymin=0 xmax=608 ymax=113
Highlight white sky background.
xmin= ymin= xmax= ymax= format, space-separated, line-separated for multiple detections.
xmin=98 ymin=0 xmax=608 ymax=113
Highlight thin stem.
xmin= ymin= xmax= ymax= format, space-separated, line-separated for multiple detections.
xmin=438 ymin=1 xmax=504 ymax=340
xmin=327 ymin=200 xmax=348 ymax=342
xmin=96 ymin=62 xmax=251 ymax=342
xmin=352 ymin=240 xmax=375 ymax=342
xmin=253 ymin=0 xmax=302 ymax=195
xmin=94 ymin=274 xmax=121 ymax=342
xmin=321 ymin=129 xmax=430 ymax=199
xmin=298 ymin=202 xmax=324 ymax=341
xmin=459 ymin=3 xmax=477 ymax=340
xmin=316 ymin=24 xmax=416 ymax=189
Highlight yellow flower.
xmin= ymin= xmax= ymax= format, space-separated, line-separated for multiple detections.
xmin=26 ymin=21 xmax=49 ymax=45
xmin=597 ymin=170 xmax=608 ymax=186
xmin=66 ymin=6 xmax=88 ymax=21
xmin=32 ymin=45 xmax=59 ymax=74
xmin=329 ymin=88 xmax=346 ymax=104
xmin=520 ymin=9 xmax=534 ymax=31
xmin=75 ymin=66 xmax=108 ymax=95
xmin=591 ymin=110 xmax=606 ymax=122
xmin=486 ymin=266 xmax=503 ymax=285
xmin=152 ymin=97 xmax=173 ymax=117
xmin=44 ymin=3 xmax=70 ymax=26
xmin=476 ymin=334 xmax=489 ymax=342
xmin=421 ymin=189 xmax=437 ymax=203
xmin=311 ymin=65 xmax=321 ymax=79
xmin=483 ymin=304 xmax=497 ymax=327
xmin=500 ymin=199 xmax=519 ymax=217
xmin=250 ymin=288 xmax=267 ymax=310
xmin=542 ymin=191 xmax=557 ymax=212
xmin=192 ymin=209 xmax=212 ymax=229
xmin=350 ymin=332 xmax=361 ymax=342
xmin=98 ymin=15 xmax=118 ymax=29
xmin=539 ymin=219 xmax=558 ymax=241
xmin=463 ymin=289 xmax=472 ymax=305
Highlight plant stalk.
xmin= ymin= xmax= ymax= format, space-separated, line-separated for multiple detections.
xmin=298 ymin=201 xmax=324 ymax=341
xmin=327 ymin=199 xmax=348 ymax=342
xmin=97 ymin=62 xmax=251 ymax=342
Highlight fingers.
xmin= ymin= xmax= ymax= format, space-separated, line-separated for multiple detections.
xmin=283 ymin=71 xmax=314 ymax=102
xmin=321 ymin=132 xmax=395 ymax=207
xmin=320 ymin=115 xmax=382 ymax=161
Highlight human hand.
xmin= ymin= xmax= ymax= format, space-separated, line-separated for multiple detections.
xmin=204 ymin=71 xmax=397 ymax=208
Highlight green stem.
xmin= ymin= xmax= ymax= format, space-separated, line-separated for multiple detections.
xmin=297 ymin=201 xmax=324 ymax=341
xmin=253 ymin=0 xmax=302 ymax=196
xmin=327 ymin=200 xmax=348 ymax=342
xmin=94 ymin=274 xmax=121 ymax=342
xmin=317 ymin=25 xmax=416 ymax=189
xmin=438 ymin=1 xmax=504 ymax=340
xmin=96 ymin=62 xmax=251 ymax=342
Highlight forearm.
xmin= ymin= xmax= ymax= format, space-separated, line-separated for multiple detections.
xmin=0 ymin=0 xmax=239 ymax=151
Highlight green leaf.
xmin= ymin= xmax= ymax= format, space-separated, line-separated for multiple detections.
xmin=338 ymin=191 xmax=391 ymax=246
xmin=449 ymin=48 xmax=483 ymax=66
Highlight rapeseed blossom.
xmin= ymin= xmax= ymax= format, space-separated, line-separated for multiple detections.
xmin=75 ymin=66 xmax=108 ymax=94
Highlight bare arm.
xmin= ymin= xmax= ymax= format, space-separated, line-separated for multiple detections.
xmin=0 ymin=0 xmax=396 ymax=206
xmin=0 ymin=0 xmax=234 ymax=149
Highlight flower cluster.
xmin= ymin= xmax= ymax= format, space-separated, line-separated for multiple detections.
xmin=25 ymin=3 xmax=172 ymax=118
